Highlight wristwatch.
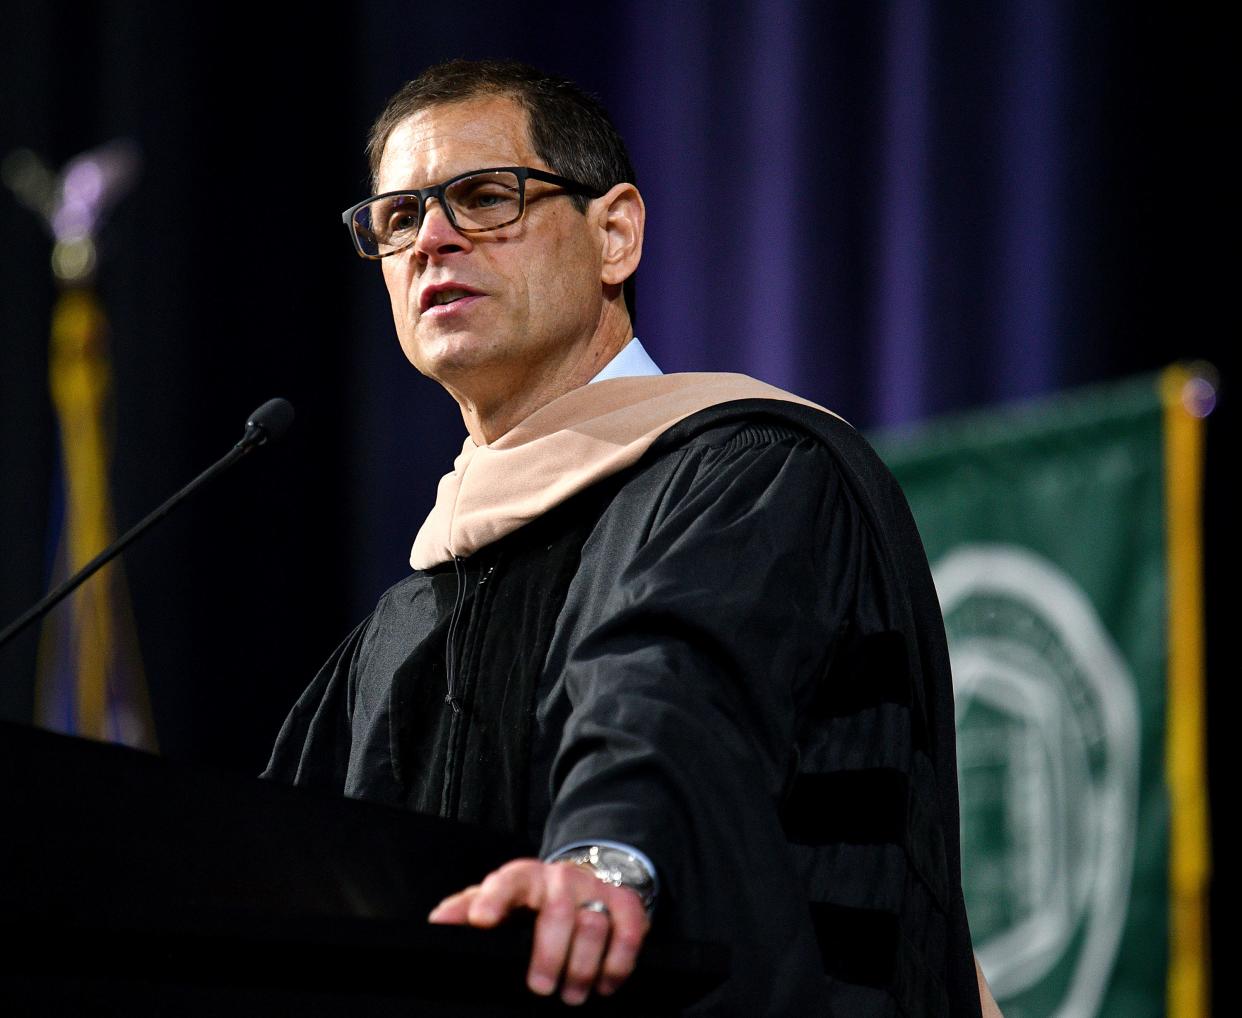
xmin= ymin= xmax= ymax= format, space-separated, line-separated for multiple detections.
xmin=558 ymin=844 xmax=657 ymax=912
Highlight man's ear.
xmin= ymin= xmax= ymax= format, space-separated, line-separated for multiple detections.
xmin=594 ymin=183 xmax=645 ymax=287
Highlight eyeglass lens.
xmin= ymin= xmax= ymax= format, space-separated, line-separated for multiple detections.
xmin=353 ymin=171 xmax=523 ymax=256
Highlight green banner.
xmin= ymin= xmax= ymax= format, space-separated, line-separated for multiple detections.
xmin=873 ymin=370 xmax=1208 ymax=1018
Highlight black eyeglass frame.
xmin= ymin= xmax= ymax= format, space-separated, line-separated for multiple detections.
xmin=341 ymin=166 xmax=606 ymax=260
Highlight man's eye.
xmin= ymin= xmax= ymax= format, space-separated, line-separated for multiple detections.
xmin=458 ymin=185 xmax=518 ymax=211
xmin=387 ymin=211 xmax=418 ymax=233
xmin=472 ymin=189 xmax=508 ymax=208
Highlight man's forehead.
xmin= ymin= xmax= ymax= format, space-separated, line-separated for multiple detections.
xmin=376 ymin=95 xmax=537 ymax=191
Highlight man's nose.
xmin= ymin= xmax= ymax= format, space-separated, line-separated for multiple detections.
xmin=413 ymin=198 xmax=470 ymax=258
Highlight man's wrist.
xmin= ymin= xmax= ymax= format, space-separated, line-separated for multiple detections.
xmin=545 ymin=841 xmax=658 ymax=912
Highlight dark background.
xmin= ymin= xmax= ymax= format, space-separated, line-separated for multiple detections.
xmin=1 ymin=0 xmax=1232 ymax=992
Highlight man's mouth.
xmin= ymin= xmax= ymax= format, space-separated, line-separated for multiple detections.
xmin=430 ymin=288 xmax=472 ymax=307
xmin=420 ymin=284 xmax=483 ymax=314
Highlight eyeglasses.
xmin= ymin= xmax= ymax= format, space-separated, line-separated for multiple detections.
xmin=341 ymin=166 xmax=604 ymax=259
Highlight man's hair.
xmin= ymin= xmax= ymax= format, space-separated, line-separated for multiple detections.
xmin=367 ymin=59 xmax=637 ymax=319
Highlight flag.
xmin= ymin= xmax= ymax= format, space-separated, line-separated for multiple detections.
xmin=874 ymin=367 xmax=1210 ymax=1018
xmin=35 ymin=287 xmax=158 ymax=751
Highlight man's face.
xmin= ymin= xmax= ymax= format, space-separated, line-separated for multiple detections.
xmin=376 ymin=96 xmax=605 ymax=399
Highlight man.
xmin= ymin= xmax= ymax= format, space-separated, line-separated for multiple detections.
xmin=267 ymin=60 xmax=993 ymax=1015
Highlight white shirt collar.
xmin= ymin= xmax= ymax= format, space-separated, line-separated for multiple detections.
xmin=588 ymin=337 xmax=663 ymax=384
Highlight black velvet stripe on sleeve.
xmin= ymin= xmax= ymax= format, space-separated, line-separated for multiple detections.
xmin=806 ymin=629 xmax=914 ymax=717
xmin=781 ymin=767 xmax=911 ymax=845
xmin=809 ymin=900 xmax=951 ymax=1017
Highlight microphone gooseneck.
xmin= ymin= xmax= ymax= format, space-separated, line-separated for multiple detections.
xmin=0 ymin=398 xmax=296 ymax=652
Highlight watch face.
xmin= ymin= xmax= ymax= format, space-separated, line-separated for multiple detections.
xmin=592 ymin=848 xmax=654 ymax=897
xmin=562 ymin=846 xmax=656 ymax=907
xmin=611 ymin=856 xmax=647 ymax=885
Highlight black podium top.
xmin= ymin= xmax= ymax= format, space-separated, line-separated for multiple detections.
xmin=0 ymin=721 xmax=725 ymax=1015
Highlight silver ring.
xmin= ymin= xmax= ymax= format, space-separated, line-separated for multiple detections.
xmin=579 ymin=899 xmax=611 ymax=917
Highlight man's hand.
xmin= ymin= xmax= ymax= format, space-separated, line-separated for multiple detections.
xmin=428 ymin=858 xmax=650 ymax=1006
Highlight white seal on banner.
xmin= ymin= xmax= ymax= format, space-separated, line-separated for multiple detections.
xmin=934 ymin=544 xmax=1140 ymax=1018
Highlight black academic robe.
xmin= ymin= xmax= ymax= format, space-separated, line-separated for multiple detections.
xmin=265 ymin=400 xmax=982 ymax=1017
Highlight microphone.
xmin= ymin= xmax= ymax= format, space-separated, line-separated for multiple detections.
xmin=239 ymin=397 xmax=296 ymax=450
xmin=0 ymin=398 xmax=295 ymax=651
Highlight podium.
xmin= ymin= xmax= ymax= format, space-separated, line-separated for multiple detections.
xmin=0 ymin=721 xmax=726 ymax=1014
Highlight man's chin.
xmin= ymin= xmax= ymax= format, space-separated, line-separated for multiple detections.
xmin=405 ymin=336 xmax=507 ymax=389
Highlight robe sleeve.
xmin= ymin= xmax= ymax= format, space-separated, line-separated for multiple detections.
xmin=540 ymin=422 xmax=864 ymax=1014
xmin=261 ymin=613 xmax=373 ymax=791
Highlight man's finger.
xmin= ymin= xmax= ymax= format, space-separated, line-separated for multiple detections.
xmin=429 ymin=860 xmax=546 ymax=927
xmin=596 ymin=893 xmax=647 ymax=996
xmin=526 ymin=887 xmax=578 ymax=996
xmin=427 ymin=884 xmax=480 ymax=924
xmin=469 ymin=860 xmax=547 ymax=924
xmin=560 ymin=904 xmax=611 ymax=1005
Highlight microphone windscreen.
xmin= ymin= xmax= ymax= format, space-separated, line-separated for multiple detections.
xmin=248 ymin=398 xmax=295 ymax=443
